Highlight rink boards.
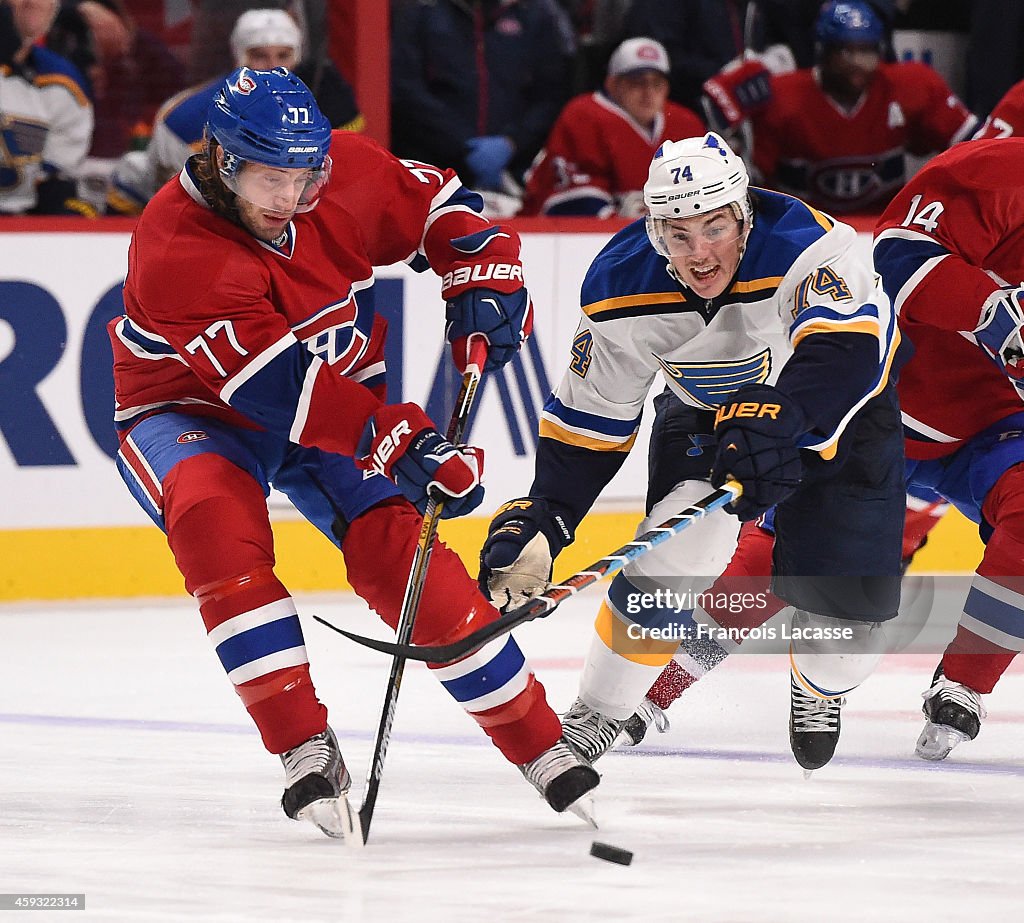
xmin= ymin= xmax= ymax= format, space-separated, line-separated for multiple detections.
xmin=0 ymin=219 xmax=982 ymax=600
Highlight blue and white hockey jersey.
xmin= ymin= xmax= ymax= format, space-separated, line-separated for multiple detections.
xmin=534 ymin=188 xmax=901 ymax=526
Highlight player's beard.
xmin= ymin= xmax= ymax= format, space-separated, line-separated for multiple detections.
xmin=235 ymin=197 xmax=294 ymax=242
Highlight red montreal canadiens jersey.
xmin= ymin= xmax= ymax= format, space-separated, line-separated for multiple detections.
xmin=520 ymin=92 xmax=705 ymax=216
xmin=975 ymin=78 xmax=1024 ymax=139
xmin=111 ymin=131 xmax=501 ymax=458
xmin=874 ymin=139 xmax=1024 ymax=459
xmin=753 ymin=62 xmax=976 ymax=214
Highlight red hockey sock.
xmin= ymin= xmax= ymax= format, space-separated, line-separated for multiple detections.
xmin=165 ymin=455 xmax=326 ymax=754
xmin=195 ymin=568 xmax=328 ymax=754
xmin=646 ymin=659 xmax=698 ymax=710
xmin=344 ymin=499 xmax=561 ymax=764
xmin=941 ymin=466 xmax=1024 ymax=694
xmin=468 ymin=675 xmax=563 ymax=765
xmin=941 ymin=625 xmax=1016 ymax=694
xmin=644 ymin=521 xmax=783 ymax=709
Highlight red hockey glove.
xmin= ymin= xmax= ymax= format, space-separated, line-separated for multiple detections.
xmin=356 ymin=403 xmax=484 ymax=517
xmin=439 ymin=226 xmax=534 ymax=372
xmin=702 ymin=58 xmax=773 ymax=131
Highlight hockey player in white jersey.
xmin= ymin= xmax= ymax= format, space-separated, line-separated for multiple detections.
xmin=480 ymin=133 xmax=907 ymax=770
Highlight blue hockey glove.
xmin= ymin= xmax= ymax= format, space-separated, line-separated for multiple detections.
xmin=974 ymin=285 xmax=1024 ymax=400
xmin=465 ymin=135 xmax=514 ymax=190
xmin=445 ymin=286 xmax=533 ymax=372
xmin=711 ymin=384 xmax=805 ymax=521
xmin=479 ymin=497 xmax=574 ymax=611
xmin=355 ymin=402 xmax=484 ymax=518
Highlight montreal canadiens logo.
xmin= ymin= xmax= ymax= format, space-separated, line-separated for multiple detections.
xmin=177 ymin=430 xmax=209 ymax=444
xmin=235 ymin=75 xmax=256 ymax=95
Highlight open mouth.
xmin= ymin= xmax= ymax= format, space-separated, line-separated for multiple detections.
xmin=691 ymin=265 xmax=719 ymax=284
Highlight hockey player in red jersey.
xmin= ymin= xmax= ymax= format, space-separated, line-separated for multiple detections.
xmin=974 ymin=78 xmax=1024 ymax=139
xmin=874 ymin=137 xmax=1024 ymax=760
xmin=520 ymin=37 xmax=705 ymax=217
xmin=750 ymin=0 xmax=976 ymax=215
xmin=109 ymin=67 xmax=598 ymax=837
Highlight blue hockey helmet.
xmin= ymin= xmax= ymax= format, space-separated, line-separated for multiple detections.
xmin=815 ymin=1 xmax=885 ymax=48
xmin=206 ymin=66 xmax=332 ymax=210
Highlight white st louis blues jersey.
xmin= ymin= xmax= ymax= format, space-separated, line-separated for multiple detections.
xmin=541 ymin=189 xmax=899 ymax=464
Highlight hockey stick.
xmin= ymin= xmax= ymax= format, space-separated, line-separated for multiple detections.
xmin=345 ymin=335 xmax=488 ymax=844
xmin=318 ymin=480 xmax=742 ymax=665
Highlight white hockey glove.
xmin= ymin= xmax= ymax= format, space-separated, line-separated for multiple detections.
xmin=479 ymin=497 xmax=573 ymax=612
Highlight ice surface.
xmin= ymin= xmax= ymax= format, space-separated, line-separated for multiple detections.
xmin=2 ymin=590 xmax=1022 ymax=922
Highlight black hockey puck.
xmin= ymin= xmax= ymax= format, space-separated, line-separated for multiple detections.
xmin=590 ymin=841 xmax=633 ymax=865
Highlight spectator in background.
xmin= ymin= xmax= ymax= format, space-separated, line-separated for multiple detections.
xmin=556 ymin=0 xmax=633 ymax=94
xmin=49 ymin=1 xmax=185 ymax=158
xmin=0 ymin=0 xmax=94 ymax=214
xmin=967 ymin=0 xmax=1024 ymax=119
xmin=390 ymin=0 xmax=576 ymax=200
xmin=106 ymin=7 xmax=361 ymax=215
xmin=750 ymin=0 xmax=977 ymax=215
xmin=185 ymin=1 xmax=327 ymax=86
xmin=618 ymin=0 xmax=805 ymax=113
xmin=521 ymin=37 xmax=704 ymax=217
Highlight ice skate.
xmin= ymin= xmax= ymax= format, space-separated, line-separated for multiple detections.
xmin=519 ymin=737 xmax=599 ymax=825
xmin=280 ymin=726 xmax=360 ymax=841
xmin=617 ymin=697 xmax=671 ymax=748
xmin=789 ymin=672 xmax=845 ymax=772
xmin=916 ymin=666 xmax=986 ymax=761
xmin=560 ymin=697 xmax=626 ymax=763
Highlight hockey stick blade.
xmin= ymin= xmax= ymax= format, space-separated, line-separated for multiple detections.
xmin=323 ymin=481 xmax=742 ymax=664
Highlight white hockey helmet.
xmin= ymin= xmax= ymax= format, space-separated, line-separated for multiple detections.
xmin=644 ymin=132 xmax=753 ymax=258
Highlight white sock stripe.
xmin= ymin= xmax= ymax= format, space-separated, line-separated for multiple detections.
xmin=971 ymin=573 xmax=1024 ymax=610
xmin=429 ymin=635 xmax=516 ymax=681
xmin=207 ymin=598 xmax=298 ymax=648
xmin=226 ymin=646 xmax=309 ymax=685
xmin=958 ymin=613 xmax=1024 ymax=652
xmin=671 ymin=648 xmax=707 ymax=679
xmin=459 ymin=662 xmax=531 ymax=713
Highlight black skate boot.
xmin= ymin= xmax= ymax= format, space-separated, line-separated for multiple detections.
xmin=560 ymin=697 xmax=626 ymax=763
xmin=789 ymin=672 xmax=845 ymax=771
xmin=618 ymin=697 xmax=671 ymax=748
xmin=519 ymin=737 xmax=599 ymax=822
xmin=916 ymin=665 xmax=986 ymax=761
xmin=281 ymin=726 xmax=359 ymax=840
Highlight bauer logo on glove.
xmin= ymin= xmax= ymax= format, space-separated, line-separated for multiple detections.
xmin=356 ymin=403 xmax=485 ymax=518
xmin=710 ymin=385 xmax=806 ymax=521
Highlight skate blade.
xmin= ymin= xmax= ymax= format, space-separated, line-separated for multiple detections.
xmin=298 ymin=794 xmax=364 ymax=845
xmin=567 ymin=795 xmax=598 ymax=829
xmin=915 ymin=722 xmax=970 ymax=762
xmin=802 ymin=769 xmax=814 ymax=780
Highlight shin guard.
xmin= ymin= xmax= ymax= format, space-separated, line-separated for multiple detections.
xmin=164 ymin=455 xmax=326 ymax=753
xmin=343 ymin=499 xmax=561 ymax=764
